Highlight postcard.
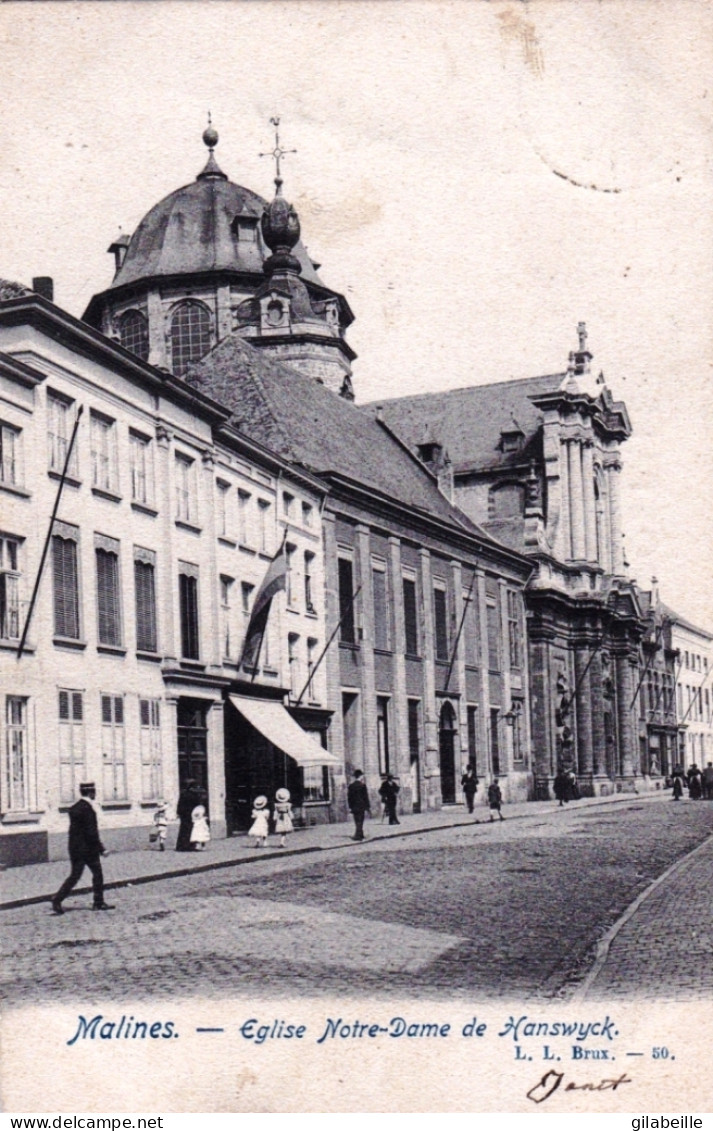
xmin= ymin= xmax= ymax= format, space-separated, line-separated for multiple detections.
xmin=0 ymin=0 xmax=711 ymax=1116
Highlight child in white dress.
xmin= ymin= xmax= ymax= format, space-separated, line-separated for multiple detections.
xmin=190 ymin=804 xmax=210 ymax=851
xmin=249 ymin=795 xmax=269 ymax=847
xmin=274 ymin=787 xmax=294 ymax=848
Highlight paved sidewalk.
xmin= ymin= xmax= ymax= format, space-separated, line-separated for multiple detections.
xmin=0 ymin=791 xmax=653 ymax=909
xmin=578 ymin=826 xmax=713 ymax=1000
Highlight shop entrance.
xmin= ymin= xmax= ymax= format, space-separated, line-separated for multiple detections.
xmin=177 ymin=699 xmax=209 ymax=810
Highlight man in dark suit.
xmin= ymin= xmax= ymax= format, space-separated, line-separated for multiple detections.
xmin=378 ymin=773 xmax=400 ymax=825
xmin=51 ymin=782 xmax=113 ymax=913
xmin=347 ymin=769 xmax=371 ymax=841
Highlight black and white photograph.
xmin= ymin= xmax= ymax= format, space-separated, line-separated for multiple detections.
xmin=0 ymin=0 xmax=711 ymax=1115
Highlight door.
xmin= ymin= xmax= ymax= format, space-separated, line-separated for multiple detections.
xmin=439 ymin=701 xmax=457 ymax=804
xmin=177 ymin=699 xmax=209 ymax=811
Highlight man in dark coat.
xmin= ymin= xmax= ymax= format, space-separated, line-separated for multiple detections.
xmin=347 ymin=769 xmax=371 ymax=841
xmin=176 ymin=778 xmax=203 ymax=851
xmin=379 ymin=774 xmax=400 ymax=825
xmin=51 ymin=782 xmax=113 ymax=913
xmin=461 ymin=764 xmax=478 ymax=813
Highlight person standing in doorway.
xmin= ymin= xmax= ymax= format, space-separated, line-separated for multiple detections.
xmin=461 ymin=764 xmax=479 ymax=814
xmin=379 ymin=774 xmax=400 ymax=825
xmin=347 ymin=769 xmax=371 ymax=841
xmin=51 ymin=782 xmax=113 ymax=914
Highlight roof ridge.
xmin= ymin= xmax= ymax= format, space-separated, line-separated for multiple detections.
xmin=361 ymin=371 xmax=565 ymax=407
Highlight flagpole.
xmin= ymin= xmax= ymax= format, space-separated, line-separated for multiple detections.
xmin=294 ymin=585 xmax=362 ymax=706
xmin=17 ymin=404 xmax=84 ymax=661
xmin=443 ymin=571 xmax=477 ymax=693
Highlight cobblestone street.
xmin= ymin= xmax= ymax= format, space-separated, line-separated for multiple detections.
xmin=3 ymin=797 xmax=713 ymax=1006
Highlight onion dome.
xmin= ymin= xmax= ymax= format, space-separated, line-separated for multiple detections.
xmin=261 ymin=178 xmax=302 ymax=277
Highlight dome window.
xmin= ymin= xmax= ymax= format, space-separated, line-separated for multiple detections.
xmin=169 ymin=300 xmax=212 ymax=376
xmin=231 ymin=215 xmax=258 ymax=243
xmin=118 ymin=309 xmax=149 ymax=362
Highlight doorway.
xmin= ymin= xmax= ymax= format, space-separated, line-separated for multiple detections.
xmin=439 ymin=701 xmax=457 ymax=804
xmin=177 ymin=699 xmax=209 ymax=810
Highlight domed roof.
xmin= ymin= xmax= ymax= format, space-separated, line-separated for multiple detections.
xmin=108 ymin=168 xmax=324 ymax=291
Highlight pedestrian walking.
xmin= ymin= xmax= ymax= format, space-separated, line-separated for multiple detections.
xmin=461 ymin=764 xmax=478 ymax=814
xmin=51 ymin=782 xmax=113 ymax=914
xmin=151 ymin=800 xmax=169 ymax=851
xmin=672 ymin=773 xmax=684 ymax=800
xmin=176 ymin=778 xmax=203 ymax=851
xmin=249 ymin=795 xmax=269 ymax=847
xmin=487 ymin=777 xmax=504 ymax=822
xmin=688 ymin=764 xmax=703 ymax=800
xmin=702 ymin=762 xmax=713 ymax=800
xmin=566 ymin=769 xmax=580 ymax=801
xmin=274 ymin=787 xmax=294 ymax=848
xmin=553 ymin=769 xmax=568 ymax=806
xmin=378 ymin=773 xmax=400 ymax=825
xmin=190 ymin=804 xmax=210 ymax=851
xmin=347 ymin=769 xmax=371 ymax=841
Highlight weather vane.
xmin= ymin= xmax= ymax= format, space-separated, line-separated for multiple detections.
xmin=259 ymin=116 xmax=296 ymax=184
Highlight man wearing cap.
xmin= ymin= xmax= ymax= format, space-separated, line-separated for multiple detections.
xmin=51 ymin=782 xmax=113 ymax=914
xmin=347 ymin=769 xmax=371 ymax=841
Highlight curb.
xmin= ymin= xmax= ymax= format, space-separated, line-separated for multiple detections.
xmin=572 ymin=830 xmax=713 ymax=1002
xmin=1 ymin=791 xmax=655 ymax=913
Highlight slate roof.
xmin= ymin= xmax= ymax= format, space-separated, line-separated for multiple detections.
xmin=660 ymin=602 xmax=713 ymax=640
xmin=367 ymin=373 xmax=564 ymax=473
xmin=185 ymin=335 xmax=504 ymax=541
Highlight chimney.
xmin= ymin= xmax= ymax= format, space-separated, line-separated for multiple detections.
xmin=32 ymin=276 xmax=54 ymax=302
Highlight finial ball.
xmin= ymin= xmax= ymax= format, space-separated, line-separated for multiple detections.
xmin=203 ymin=125 xmax=219 ymax=150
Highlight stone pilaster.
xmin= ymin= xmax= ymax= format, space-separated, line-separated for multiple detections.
xmin=590 ymin=649 xmax=607 ymax=778
xmin=357 ymin=524 xmax=378 ymax=783
xmin=156 ymin=425 xmax=177 ymax=664
xmin=419 ymin=548 xmax=439 ymax=807
xmin=201 ymin=449 xmax=222 ymax=671
xmin=616 ymin=653 xmax=636 ymax=783
xmin=574 ymin=646 xmax=594 ymax=786
xmin=498 ymin=577 xmax=512 ymax=775
xmin=389 ymin=536 xmax=408 ymax=791
xmin=582 ymin=440 xmax=597 ymax=563
xmin=569 ymin=439 xmax=586 ymax=560
xmin=607 ymin=459 xmax=624 ymax=575
xmin=558 ymin=439 xmax=571 ymax=561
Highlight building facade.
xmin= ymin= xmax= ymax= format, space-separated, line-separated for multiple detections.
xmin=669 ymin=610 xmax=713 ymax=771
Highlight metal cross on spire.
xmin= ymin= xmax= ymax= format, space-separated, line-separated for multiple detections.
xmin=259 ymin=117 xmax=297 ymax=189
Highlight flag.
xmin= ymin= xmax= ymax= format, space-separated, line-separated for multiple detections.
xmin=241 ymin=539 xmax=287 ymax=667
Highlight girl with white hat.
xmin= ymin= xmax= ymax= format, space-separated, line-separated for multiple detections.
xmin=274 ymin=788 xmax=293 ymax=848
xmin=249 ymin=795 xmax=269 ymax=847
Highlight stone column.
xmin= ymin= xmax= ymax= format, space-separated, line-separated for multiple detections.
xmin=419 ymin=548 xmax=439 ymax=808
xmin=476 ymin=569 xmax=492 ymax=776
xmin=156 ymin=425 xmax=177 ymax=664
xmin=207 ymin=699 xmax=226 ymax=839
xmin=389 ymin=536 xmax=409 ymax=797
xmin=582 ymin=440 xmax=597 ymax=563
xmin=574 ymin=647 xmax=594 ymax=788
xmin=616 ymin=653 xmax=636 ymax=783
xmin=357 ymin=525 xmax=378 ymax=784
xmin=590 ymin=649 xmax=607 ymax=778
xmin=498 ymin=578 xmax=512 ymax=777
xmin=569 ymin=439 xmax=586 ymax=561
xmin=201 ymin=449 xmax=222 ymax=671
xmin=558 ymin=439 xmax=571 ymax=561
xmin=607 ymin=459 xmax=624 ymax=574
xmin=450 ymin=560 xmax=467 ymax=765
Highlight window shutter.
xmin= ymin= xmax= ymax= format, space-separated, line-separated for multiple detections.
xmin=338 ymin=559 xmax=355 ymax=644
xmin=52 ymin=535 xmax=79 ymax=638
xmin=434 ymin=588 xmax=449 ymax=661
xmin=134 ymin=559 xmax=157 ymax=651
xmin=96 ymin=549 xmax=121 ymax=645
xmin=179 ymin=573 xmax=200 ymax=659
xmin=403 ymin=578 xmax=418 ymax=656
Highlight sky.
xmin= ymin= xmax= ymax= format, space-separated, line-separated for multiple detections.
xmin=0 ymin=0 xmax=711 ymax=627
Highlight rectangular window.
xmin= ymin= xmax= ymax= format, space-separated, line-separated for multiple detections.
xmin=372 ymin=563 xmax=390 ymax=651
xmin=490 ymin=707 xmax=501 ymax=776
xmin=139 ymin=697 xmax=162 ymax=801
xmin=302 ymin=763 xmax=330 ymax=803
xmin=302 ymin=502 xmax=313 ymax=527
xmin=433 ymin=585 xmax=449 ymax=662
xmin=134 ymin=549 xmax=157 ymax=652
xmin=90 ymin=411 xmax=119 ymax=494
xmin=52 ymin=525 xmax=80 ymax=640
xmin=95 ymin=537 xmax=122 ymax=647
xmin=175 ymin=453 xmax=196 ymax=524
xmin=288 ymin=633 xmax=300 ymax=699
xmin=304 ymin=551 xmax=315 ymax=612
xmin=467 ymin=705 xmax=478 ymax=767
xmin=4 ymin=696 xmax=31 ymax=812
xmin=58 ymin=689 xmax=85 ymax=803
xmin=238 ymin=489 xmax=252 ymax=545
xmin=512 ymin=701 xmax=524 ymax=762
xmin=463 ymin=582 xmax=479 ymax=667
xmin=241 ymin=580 xmax=254 ymax=617
xmin=129 ymin=431 xmax=154 ymax=506
xmin=376 ymin=696 xmax=390 ymax=775
xmin=257 ymin=499 xmax=271 ymax=554
xmin=307 ymin=637 xmax=318 ymax=700
xmin=283 ymin=491 xmax=294 ymax=517
xmin=338 ymin=557 xmax=356 ymax=644
xmin=0 ymin=422 xmax=21 ymax=486
xmin=486 ymin=598 xmax=501 ymax=671
xmin=285 ymin=543 xmax=296 ymax=606
xmin=220 ymin=575 xmax=233 ymax=658
xmin=403 ymin=575 xmax=419 ymax=656
xmin=47 ymin=392 xmax=78 ymax=476
xmin=216 ymin=480 xmax=230 ymax=538
xmin=179 ymin=569 xmax=200 ymax=660
xmin=0 ymin=536 xmax=21 ymax=641
xmin=101 ymin=693 xmax=126 ymax=800
xmin=507 ymin=590 xmax=522 ymax=669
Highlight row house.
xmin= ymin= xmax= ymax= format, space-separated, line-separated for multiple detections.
xmin=669 ymin=609 xmax=713 ymax=770
xmin=0 ymin=287 xmax=330 ymax=866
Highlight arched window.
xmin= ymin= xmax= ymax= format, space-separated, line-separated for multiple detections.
xmin=118 ymin=309 xmax=149 ymax=362
xmin=169 ymin=301 xmax=212 ymax=376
